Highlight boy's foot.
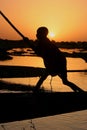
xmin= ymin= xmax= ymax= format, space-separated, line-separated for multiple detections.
xmin=32 ymin=87 xmax=45 ymax=93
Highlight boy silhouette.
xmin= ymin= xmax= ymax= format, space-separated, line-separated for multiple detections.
xmin=24 ymin=26 xmax=84 ymax=92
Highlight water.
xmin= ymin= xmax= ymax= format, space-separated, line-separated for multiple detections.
xmin=0 ymin=55 xmax=87 ymax=92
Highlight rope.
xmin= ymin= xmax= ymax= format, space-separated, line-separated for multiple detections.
xmin=50 ymin=76 xmax=53 ymax=92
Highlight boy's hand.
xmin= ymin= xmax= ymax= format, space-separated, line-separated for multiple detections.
xmin=23 ymin=37 xmax=29 ymax=43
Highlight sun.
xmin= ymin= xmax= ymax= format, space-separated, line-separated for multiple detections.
xmin=49 ymin=32 xmax=55 ymax=38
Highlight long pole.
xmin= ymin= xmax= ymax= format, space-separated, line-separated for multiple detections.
xmin=0 ymin=11 xmax=25 ymax=39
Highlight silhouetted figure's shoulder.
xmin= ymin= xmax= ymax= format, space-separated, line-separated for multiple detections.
xmin=34 ymin=38 xmax=63 ymax=57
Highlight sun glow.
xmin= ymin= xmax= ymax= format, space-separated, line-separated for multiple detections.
xmin=48 ymin=32 xmax=55 ymax=38
xmin=1 ymin=0 xmax=87 ymax=41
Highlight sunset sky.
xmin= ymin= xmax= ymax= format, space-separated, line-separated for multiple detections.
xmin=0 ymin=0 xmax=87 ymax=41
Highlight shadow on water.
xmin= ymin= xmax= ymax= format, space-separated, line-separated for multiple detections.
xmin=0 ymin=80 xmax=87 ymax=123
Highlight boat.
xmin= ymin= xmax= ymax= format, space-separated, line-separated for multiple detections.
xmin=0 ymin=65 xmax=87 ymax=123
xmin=0 ymin=91 xmax=87 ymax=123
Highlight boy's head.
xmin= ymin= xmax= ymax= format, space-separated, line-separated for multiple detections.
xmin=36 ymin=26 xmax=49 ymax=39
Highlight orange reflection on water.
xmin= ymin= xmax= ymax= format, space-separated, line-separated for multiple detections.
xmin=0 ymin=56 xmax=44 ymax=68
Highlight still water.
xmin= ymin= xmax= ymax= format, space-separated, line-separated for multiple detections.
xmin=0 ymin=55 xmax=87 ymax=92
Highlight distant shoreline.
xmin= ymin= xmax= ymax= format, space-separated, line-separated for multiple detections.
xmin=0 ymin=39 xmax=87 ymax=49
xmin=0 ymin=39 xmax=87 ymax=62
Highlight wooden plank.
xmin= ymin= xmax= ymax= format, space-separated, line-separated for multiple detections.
xmin=0 ymin=65 xmax=87 ymax=78
xmin=0 ymin=65 xmax=46 ymax=78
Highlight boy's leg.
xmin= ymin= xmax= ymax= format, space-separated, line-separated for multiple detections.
xmin=35 ymin=72 xmax=48 ymax=91
xmin=59 ymin=72 xmax=84 ymax=92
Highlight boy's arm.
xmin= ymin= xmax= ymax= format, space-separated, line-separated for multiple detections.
xmin=23 ymin=37 xmax=36 ymax=51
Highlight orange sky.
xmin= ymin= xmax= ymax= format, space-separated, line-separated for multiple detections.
xmin=0 ymin=0 xmax=87 ymax=41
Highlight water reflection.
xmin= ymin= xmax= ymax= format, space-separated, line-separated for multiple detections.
xmin=0 ymin=56 xmax=44 ymax=67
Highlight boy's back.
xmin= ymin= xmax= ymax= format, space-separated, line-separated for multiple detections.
xmin=34 ymin=37 xmax=66 ymax=76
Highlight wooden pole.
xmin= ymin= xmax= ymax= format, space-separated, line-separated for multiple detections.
xmin=0 ymin=11 xmax=25 ymax=39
